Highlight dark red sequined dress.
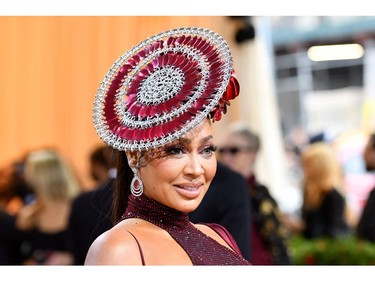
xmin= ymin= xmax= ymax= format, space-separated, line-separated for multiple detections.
xmin=122 ymin=194 xmax=251 ymax=265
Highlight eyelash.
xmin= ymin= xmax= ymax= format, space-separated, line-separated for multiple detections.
xmin=164 ymin=145 xmax=184 ymax=155
xmin=164 ymin=144 xmax=217 ymax=156
xmin=204 ymin=145 xmax=217 ymax=155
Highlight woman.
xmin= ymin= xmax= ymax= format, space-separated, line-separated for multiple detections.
xmin=85 ymin=27 xmax=251 ymax=265
xmin=16 ymin=148 xmax=81 ymax=265
xmin=287 ymin=142 xmax=351 ymax=239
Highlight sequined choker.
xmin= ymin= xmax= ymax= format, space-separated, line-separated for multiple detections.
xmin=122 ymin=194 xmax=250 ymax=265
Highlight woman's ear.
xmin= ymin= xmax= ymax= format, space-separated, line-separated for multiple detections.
xmin=126 ymin=151 xmax=147 ymax=168
xmin=126 ymin=152 xmax=138 ymax=168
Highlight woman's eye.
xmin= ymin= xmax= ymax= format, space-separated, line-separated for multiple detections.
xmin=202 ymin=145 xmax=217 ymax=156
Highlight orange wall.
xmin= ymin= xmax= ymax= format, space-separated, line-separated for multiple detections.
xmin=0 ymin=16 xmax=235 ymax=189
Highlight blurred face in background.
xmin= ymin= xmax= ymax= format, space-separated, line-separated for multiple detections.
xmin=217 ymin=133 xmax=255 ymax=178
xmin=300 ymin=142 xmax=342 ymax=192
xmin=24 ymin=149 xmax=80 ymax=201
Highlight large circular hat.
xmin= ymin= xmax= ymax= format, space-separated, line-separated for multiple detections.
xmin=93 ymin=27 xmax=239 ymax=151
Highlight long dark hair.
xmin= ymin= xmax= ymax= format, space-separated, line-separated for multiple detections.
xmin=112 ymin=151 xmax=133 ymax=224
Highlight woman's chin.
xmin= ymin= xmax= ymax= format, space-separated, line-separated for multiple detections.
xmin=180 ymin=197 xmax=205 ymax=213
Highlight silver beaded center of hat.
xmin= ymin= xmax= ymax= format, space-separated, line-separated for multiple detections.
xmin=138 ymin=66 xmax=185 ymax=105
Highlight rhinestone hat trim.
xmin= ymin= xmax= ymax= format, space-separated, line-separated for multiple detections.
xmin=93 ymin=27 xmax=234 ymax=151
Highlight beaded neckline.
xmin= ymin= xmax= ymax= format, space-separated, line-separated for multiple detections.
xmin=122 ymin=194 xmax=189 ymax=229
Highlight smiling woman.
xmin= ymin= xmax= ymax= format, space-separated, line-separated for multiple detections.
xmin=84 ymin=26 xmax=251 ymax=265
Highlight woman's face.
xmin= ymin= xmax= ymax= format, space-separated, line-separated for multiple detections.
xmin=139 ymin=118 xmax=217 ymax=213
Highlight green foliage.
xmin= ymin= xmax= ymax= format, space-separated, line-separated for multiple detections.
xmin=290 ymin=235 xmax=375 ymax=265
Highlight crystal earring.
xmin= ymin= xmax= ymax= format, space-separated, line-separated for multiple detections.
xmin=130 ymin=167 xmax=143 ymax=197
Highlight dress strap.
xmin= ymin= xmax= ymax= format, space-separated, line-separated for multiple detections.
xmin=126 ymin=231 xmax=145 ymax=265
xmin=205 ymin=223 xmax=243 ymax=256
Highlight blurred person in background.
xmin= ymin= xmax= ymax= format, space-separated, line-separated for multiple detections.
xmin=0 ymin=160 xmax=34 ymax=216
xmin=15 ymin=148 xmax=81 ymax=265
xmin=0 ymin=157 xmax=34 ymax=264
xmin=88 ymin=145 xmax=117 ymax=189
xmin=189 ymin=161 xmax=252 ymax=261
xmin=68 ymin=145 xmax=117 ymax=264
xmin=356 ymin=133 xmax=375 ymax=242
xmin=0 ymin=209 xmax=23 ymax=264
xmin=217 ymin=122 xmax=291 ymax=265
xmin=285 ymin=141 xmax=351 ymax=239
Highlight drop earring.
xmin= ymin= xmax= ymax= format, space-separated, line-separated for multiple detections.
xmin=130 ymin=167 xmax=143 ymax=197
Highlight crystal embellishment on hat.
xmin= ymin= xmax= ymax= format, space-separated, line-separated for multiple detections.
xmin=93 ymin=27 xmax=240 ymax=151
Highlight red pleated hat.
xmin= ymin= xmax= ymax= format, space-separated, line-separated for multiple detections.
xmin=93 ymin=27 xmax=240 ymax=151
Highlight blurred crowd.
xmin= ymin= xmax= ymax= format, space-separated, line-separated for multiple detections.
xmin=0 ymin=145 xmax=116 ymax=265
xmin=1 ymin=124 xmax=375 ymax=265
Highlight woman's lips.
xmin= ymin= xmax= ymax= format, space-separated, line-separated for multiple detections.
xmin=175 ymin=183 xmax=203 ymax=198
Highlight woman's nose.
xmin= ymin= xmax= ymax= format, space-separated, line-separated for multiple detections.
xmin=184 ymin=153 xmax=204 ymax=177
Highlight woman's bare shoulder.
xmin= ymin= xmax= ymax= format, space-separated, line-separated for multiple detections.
xmin=84 ymin=221 xmax=144 ymax=265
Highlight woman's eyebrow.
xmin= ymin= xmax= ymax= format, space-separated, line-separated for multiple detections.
xmin=200 ymin=135 xmax=213 ymax=144
xmin=178 ymin=135 xmax=213 ymax=145
xmin=176 ymin=137 xmax=190 ymax=145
